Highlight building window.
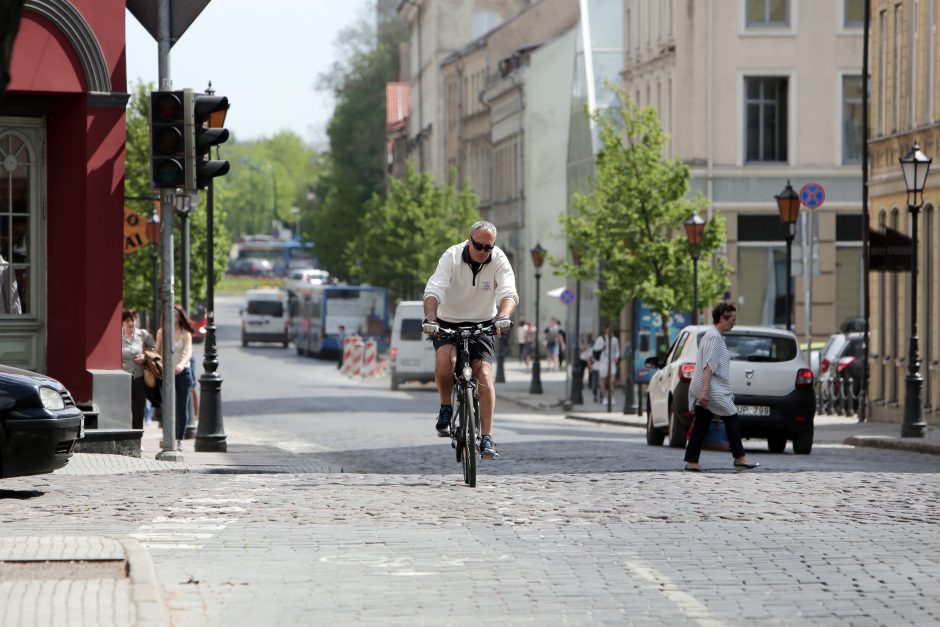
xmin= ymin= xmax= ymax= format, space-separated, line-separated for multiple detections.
xmin=472 ymin=10 xmax=501 ymax=38
xmin=0 ymin=133 xmax=32 ymax=316
xmin=835 ymin=215 xmax=863 ymax=330
xmin=736 ymin=215 xmax=790 ymax=327
xmin=745 ymin=77 xmax=788 ymax=162
xmin=746 ymin=0 xmax=789 ymax=27
xmin=843 ymin=75 xmax=864 ymax=164
xmin=894 ymin=3 xmax=902 ymax=132
xmin=879 ymin=10 xmax=887 ymax=134
xmin=844 ymin=0 xmax=865 ymax=27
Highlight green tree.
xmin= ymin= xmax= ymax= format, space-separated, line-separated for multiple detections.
xmin=313 ymin=7 xmax=407 ymax=278
xmin=559 ymin=89 xmax=731 ymax=344
xmin=123 ymin=81 xmax=231 ymax=323
xmin=348 ymin=165 xmax=479 ymax=303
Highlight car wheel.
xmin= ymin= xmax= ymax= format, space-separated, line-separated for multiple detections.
xmin=792 ymin=428 xmax=814 ymax=455
xmin=767 ymin=434 xmax=787 ymax=453
xmin=646 ymin=397 xmax=665 ymax=446
xmin=667 ymin=400 xmax=686 ymax=449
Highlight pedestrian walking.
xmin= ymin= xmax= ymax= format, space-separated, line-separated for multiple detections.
xmin=578 ymin=332 xmax=594 ymax=388
xmin=544 ymin=318 xmax=562 ymax=371
xmin=156 ymin=305 xmax=194 ymax=452
xmin=515 ymin=320 xmax=528 ymax=363
xmin=684 ymin=302 xmax=760 ymax=472
xmin=120 ymin=310 xmax=154 ymax=430
xmin=592 ymin=324 xmax=619 ymax=404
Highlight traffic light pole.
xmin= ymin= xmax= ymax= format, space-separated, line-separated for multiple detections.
xmin=156 ymin=188 xmax=181 ymax=461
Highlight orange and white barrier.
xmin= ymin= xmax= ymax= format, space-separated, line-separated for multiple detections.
xmin=341 ymin=336 xmax=363 ymax=377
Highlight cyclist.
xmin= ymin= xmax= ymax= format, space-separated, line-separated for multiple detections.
xmin=422 ymin=221 xmax=518 ymax=459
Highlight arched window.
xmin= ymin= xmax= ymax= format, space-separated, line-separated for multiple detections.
xmin=890 ymin=207 xmax=900 ymax=404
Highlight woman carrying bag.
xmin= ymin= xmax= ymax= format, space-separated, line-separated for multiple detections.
xmin=156 ymin=305 xmax=195 ymax=452
xmin=121 ymin=310 xmax=155 ymax=430
xmin=685 ymin=303 xmax=760 ymax=472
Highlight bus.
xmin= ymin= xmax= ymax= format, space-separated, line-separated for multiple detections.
xmin=230 ymin=236 xmax=315 ymax=277
xmin=288 ymin=284 xmax=389 ymax=357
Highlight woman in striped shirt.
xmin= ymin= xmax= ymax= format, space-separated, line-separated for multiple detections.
xmin=684 ymin=303 xmax=761 ymax=472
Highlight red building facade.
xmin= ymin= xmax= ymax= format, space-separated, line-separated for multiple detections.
xmin=3 ymin=0 xmax=128 ymax=426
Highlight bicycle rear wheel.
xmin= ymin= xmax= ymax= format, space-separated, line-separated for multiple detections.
xmin=463 ymin=387 xmax=477 ymax=487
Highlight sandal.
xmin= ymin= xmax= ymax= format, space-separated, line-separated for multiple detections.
xmin=733 ymin=459 xmax=760 ymax=469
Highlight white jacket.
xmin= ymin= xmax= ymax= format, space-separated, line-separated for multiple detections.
xmin=424 ymin=242 xmax=519 ymax=323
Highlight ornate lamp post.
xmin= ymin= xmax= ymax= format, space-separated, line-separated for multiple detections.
xmin=899 ymin=142 xmax=931 ymax=438
xmin=529 ymin=243 xmax=545 ymax=395
xmin=684 ymin=211 xmax=707 ymax=325
xmin=775 ymin=181 xmax=801 ymax=331
xmin=569 ymin=245 xmax=583 ymax=405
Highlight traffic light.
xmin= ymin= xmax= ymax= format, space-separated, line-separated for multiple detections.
xmin=184 ymin=92 xmax=231 ymax=191
xmin=149 ymin=91 xmax=187 ymax=188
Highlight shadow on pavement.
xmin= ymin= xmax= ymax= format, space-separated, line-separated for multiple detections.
xmin=0 ymin=489 xmax=45 ymax=499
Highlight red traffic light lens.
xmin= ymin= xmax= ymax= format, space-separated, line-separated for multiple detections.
xmin=153 ymin=93 xmax=183 ymax=121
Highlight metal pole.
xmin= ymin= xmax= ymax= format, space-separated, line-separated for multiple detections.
xmin=529 ymin=270 xmax=543 ymax=394
xmin=196 ymin=178 xmax=227 ymax=451
xmin=902 ymin=201 xmax=926 ymax=437
xmin=692 ymin=255 xmax=699 ymax=325
xmin=155 ymin=0 xmax=181 ymax=461
xmin=785 ymin=228 xmax=794 ymax=331
xmin=180 ymin=198 xmax=190 ymax=313
xmin=859 ymin=0 xmax=872 ymax=423
xmin=570 ymin=279 xmax=583 ymax=404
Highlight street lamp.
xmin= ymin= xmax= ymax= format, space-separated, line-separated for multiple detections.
xmin=569 ymin=245 xmax=583 ymax=405
xmin=529 ymin=243 xmax=545 ymax=395
xmin=684 ymin=211 xmax=707 ymax=325
xmin=899 ymin=142 xmax=931 ymax=438
xmin=775 ymin=181 xmax=801 ymax=331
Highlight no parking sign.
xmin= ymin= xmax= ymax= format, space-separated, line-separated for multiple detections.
xmin=799 ymin=182 xmax=825 ymax=209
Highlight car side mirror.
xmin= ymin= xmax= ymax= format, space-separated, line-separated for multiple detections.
xmin=644 ymin=356 xmax=660 ymax=369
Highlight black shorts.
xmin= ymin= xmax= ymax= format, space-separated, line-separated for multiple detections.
xmin=432 ymin=319 xmax=495 ymax=364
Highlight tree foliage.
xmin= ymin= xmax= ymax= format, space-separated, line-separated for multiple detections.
xmin=313 ymin=8 xmax=407 ymax=279
xmin=123 ymin=81 xmax=230 ymax=322
xmin=349 ymin=165 xmax=479 ymax=303
xmin=559 ymin=88 xmax=731 ymax=339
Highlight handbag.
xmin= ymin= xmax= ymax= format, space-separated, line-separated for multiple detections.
xmin=142 ymin=350 xmax=163 ymax=388
xmin=687 ymin=417 xmax=730 ymax=452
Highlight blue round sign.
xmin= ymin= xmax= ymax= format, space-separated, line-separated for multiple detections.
xmin=560 ymin=289 xmax=575 ymax=305
xmin=799 ymin=182 xmax=825 ymax=209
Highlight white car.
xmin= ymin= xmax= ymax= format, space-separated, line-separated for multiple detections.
xmin=644 ymin=324 xmax=817 ymax=454
xmin=240 ymin=288 xmax=289 ymax=347
xmin=389 ymin=301 xmax=436 ymax=390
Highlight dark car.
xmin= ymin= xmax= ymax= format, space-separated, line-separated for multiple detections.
xmin=0 ymin=365 xmax=85 ymax=478
xmin=227 ymin=258 xmax=274 ymax=277
xmin=831 ymin=334 xmax=864 ymax=411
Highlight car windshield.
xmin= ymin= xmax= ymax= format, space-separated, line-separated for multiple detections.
xmin=400 ymin=319 xmax=422 ymax=341
xmin=724 ymin=334 xmax=798 ymax=362
xmin=247 ymin=301 xmax=283 ymax=317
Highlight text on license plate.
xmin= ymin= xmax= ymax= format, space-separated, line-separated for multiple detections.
xmin=736 ymin=405 xmax=770 ymax=416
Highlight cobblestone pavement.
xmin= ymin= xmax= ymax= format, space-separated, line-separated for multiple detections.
xmin=2 ymin=414 xmax=939 ymax=625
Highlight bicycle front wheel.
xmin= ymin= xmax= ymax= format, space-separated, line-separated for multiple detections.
xmin=463 ymin=387 xmax=477 ymax=487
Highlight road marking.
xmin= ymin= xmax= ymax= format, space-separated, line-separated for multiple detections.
xmin=623 ymin=561 xmax=730 ymax=627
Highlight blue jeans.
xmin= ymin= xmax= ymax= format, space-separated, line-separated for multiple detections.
xmin=174 ymin=368 xmax=194 ymax=441
xmin=684 ymin=405 xmax=746 ymax=462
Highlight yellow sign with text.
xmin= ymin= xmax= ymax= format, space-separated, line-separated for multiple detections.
xmin=124 ymin=207 xmax=149 ymax=254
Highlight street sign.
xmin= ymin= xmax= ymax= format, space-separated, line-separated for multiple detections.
xmin=560 ymin=289 xmax=575 ymax=305
xmin=124 ymin=207 xmax=149 ymax=254
xmin=799 ymin=182 xmax=825 ymax=209
xmin=127 ymin=0 xmax=213 ymax=46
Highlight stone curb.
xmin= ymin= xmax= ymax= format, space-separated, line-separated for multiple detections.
xmin=117 ymin=537 xmax=170 ymax=627
xmin=843 ymin=435 xmax=940 ymax=456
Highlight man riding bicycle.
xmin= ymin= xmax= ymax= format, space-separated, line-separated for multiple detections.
xmin=422 ymin=221 xmax=518 ymax=459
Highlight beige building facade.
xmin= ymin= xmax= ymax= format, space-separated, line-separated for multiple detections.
xmin=623 ymin=0 xmax=866 ymax=341
xmin=868 ymin=0 xmax=940 ymax=424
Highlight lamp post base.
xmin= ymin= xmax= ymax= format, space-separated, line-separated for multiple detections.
xmin=195 ymin=371 xmax=227 ymax=452
xmin=901 ymin=372 xmax=927 ymax=438
xmin=569 ymin=362 xmax=584 ymax=404
xmin=529 ymin=360 xmax=543 ymax=395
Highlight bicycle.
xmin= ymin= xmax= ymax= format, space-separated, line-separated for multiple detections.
xmin=430 ymin=322 xmax=502 ymax=488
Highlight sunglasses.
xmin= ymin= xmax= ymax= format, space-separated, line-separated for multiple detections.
xmin=470 ymin=236 xmax=495 ymax=252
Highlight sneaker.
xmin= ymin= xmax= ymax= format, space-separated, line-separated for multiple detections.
xmin=176 ymin=440 xmax=183 ymax=452
xmin=480 ymin=435 xmax=499 ymax=459
xmin=435 ymin=406 xmax=453 ymax=437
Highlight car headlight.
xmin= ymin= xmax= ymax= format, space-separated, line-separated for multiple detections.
xmin=39 ymin=387 xmax=65 ymax=410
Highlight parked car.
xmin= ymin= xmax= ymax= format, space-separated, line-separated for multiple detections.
xmin=644 ymin=324 xmax=816 ymax=454
xmin=0 ymin=365 xmax=85 ymax=478
xmin=829 ymin=333 xmax=865 ymax=414
xmin=191 ymin=310 xmax=207 ymax=344
xmin=389 ymin=301 xmax=435 ymax=390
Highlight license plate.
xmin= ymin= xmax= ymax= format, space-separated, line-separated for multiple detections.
xmin=400 ymin=359 xmax=421 ymax=366
xmin=248 ymin=320 xmax=263 ymax=326
xmin=737 ymin=405 xmax=770 ymax=417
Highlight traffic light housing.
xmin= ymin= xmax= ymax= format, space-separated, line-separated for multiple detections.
xmin=185 ymin=92 xmax=230 ymax=191
xmin=149 ymin=91 xmax=187 ymax=188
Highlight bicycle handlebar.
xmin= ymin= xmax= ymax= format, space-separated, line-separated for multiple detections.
xmin=425 ymin=320 xmax=511 ymax=341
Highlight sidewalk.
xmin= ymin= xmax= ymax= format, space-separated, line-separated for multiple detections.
xmin=495 ymin=358 xmax=940 ymax=456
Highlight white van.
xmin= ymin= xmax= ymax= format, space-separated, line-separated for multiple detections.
xmin=389 ymin=301 xmax=436 ymax=390
xmin=241 ymin=288 xmax=289 ymax=347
